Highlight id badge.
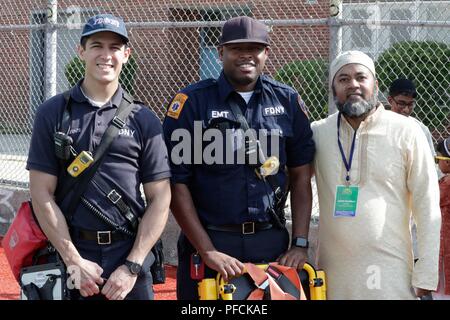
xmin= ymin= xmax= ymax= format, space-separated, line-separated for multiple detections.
xmin=334 ymin=185 xmax=359 ymax=217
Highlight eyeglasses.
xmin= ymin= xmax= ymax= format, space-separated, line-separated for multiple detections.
xmin=435 ymin=156 xmax=450 ymax=164
xmin=391 ymin=97 xmax=415 ymax=108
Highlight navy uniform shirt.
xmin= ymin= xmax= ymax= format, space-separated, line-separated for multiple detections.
xmin=27 ymin=81 xmax=171 ymax=230
xmin=163 ymin=72 xmax=315 ymax=225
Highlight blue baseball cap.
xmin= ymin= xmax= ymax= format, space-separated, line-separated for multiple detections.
xmin=80 ymin=14 xmax=128 ymax=44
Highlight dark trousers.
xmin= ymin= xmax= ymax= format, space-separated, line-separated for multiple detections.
xmin=176 ymin=227 xmax=289 ymax=300
xmin=69 ymin=272 xmax=154 ymax=300
xmin=69 ymin=234 xmax=155 ymax=300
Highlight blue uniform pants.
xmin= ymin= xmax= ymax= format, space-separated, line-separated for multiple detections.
xmin=176 ymin=227 xmax=290 ymax=300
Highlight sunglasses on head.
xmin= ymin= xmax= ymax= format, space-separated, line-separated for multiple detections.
xmin=435 ymin=155 xmax=450 ymax=164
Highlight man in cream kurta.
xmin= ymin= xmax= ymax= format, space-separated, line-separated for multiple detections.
xmin=312 ymin=51 xmax=441 ymax=300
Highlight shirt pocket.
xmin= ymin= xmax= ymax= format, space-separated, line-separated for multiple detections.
xmin=202 ymin=116 xmax=245 ymax=169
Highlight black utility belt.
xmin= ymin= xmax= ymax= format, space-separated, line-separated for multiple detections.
xmin=74 ymin=228 xmax=132 ymax=245
xmin=205 ymin=221 xmax=273 ymax=235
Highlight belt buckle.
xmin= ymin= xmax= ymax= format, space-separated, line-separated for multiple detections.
xmin=97 ymin=231 xmax=112 ymax=245
xmin=242 ymin=222 xmax=255 ymax=235
xmin=107 ymin=189 xmax=121 ymax=204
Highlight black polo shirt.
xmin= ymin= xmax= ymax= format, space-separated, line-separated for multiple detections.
xmin=27 ymin=81 xmax=171 ymax=230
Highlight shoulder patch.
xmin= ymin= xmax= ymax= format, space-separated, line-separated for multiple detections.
xmin=167 ymin=93 xmax=188 ymax=119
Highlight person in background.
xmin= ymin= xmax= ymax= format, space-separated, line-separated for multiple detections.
xmin=387 ymin=78 xmax=435 ymax=155
xmin=433 ymin=137 xmax=450 ymax=300
xmin=388 ymin=78 xmax=442 ymax=261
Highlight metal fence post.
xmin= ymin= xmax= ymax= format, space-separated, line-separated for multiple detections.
xmin=44 ymin=0 xmax=57 ymax=100
xmin=328 ymin=0 xmax=343 ymax=115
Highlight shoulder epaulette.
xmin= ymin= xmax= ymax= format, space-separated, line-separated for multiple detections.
xmin=261 ymin=75 xmax=295 ymax=92
xmin=182 ymin=78 xmax=217 ymax=94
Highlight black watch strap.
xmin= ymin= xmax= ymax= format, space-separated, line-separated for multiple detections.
xmin=124 ymin=259 xmax=142 ymax=276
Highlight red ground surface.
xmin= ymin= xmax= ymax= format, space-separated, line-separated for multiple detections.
xmin=0 ymin=240 xmax=177 ymax=300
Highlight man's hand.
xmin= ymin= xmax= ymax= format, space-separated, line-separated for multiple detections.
xmin=277 ymin=247 xmax=308 ymax=270
xmin=69 ymin=257 xmax=104 ymax=297
xmin=101 ymin=265 xmax=138 ymax=300
xmin=201 ymin=250 xmax=245 ymax=281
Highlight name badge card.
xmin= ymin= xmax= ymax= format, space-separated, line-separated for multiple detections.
xmin=334 ymin=185 xmax=359 ymax=217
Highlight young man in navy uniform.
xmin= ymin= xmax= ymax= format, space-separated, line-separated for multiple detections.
xmin=27 ymin=14 xmax=171 ymax=300
xmin=163 ymin=16 xmax=315 ymax=299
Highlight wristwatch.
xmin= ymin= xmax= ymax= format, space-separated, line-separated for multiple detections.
xmin=124 ymin=259 xmax=142 ymax=276
xmin=291 ymin=237 xmax=309 ymax=249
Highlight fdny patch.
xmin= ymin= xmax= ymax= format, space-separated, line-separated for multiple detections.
xmin=298 ymin=95 xmax=309 ymax=118
xmin=263 ymin=106 xmax=285 ymax=116
xmin=167 ymin=93 xmax=188 ymax=119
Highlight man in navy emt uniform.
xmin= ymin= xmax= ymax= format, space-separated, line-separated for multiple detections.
xmin=163 ymin=16 xmax=315 ymax=299
xmin=27 ymin=14 xmax=171 ymax=300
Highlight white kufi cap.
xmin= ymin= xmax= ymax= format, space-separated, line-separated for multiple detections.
xmin=329 ymin=50 xmax=376 ymax=88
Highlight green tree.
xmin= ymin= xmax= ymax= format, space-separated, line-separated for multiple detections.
xmin=64 ymin=55 xmax=138 ymax=95
xmin=376 ymin=41 xmax=450 ymax=132
xmin=274 ymin=59 xmax=328 ymax=121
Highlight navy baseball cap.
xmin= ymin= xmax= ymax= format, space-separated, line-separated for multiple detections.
xmin=218 ymin=16 xmax=269 ymax=46
xmin=389 ymin=78 xmax=417 ymax=98
xmin=80 ymin=14 xmax=128 ymax=44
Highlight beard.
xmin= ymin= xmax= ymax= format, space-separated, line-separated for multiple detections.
xmin=226 ymin=69 xmax=258 ymax=89
xmin=335 ymin=93 xmax=378 ymax=118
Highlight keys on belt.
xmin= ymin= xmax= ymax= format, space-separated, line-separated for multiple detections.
xmin=190 ymin=252 xmax=204 ymax=280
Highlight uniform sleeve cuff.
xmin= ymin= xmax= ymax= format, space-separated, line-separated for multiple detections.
xmin=141 ymin=171 xmax=171 ymax=184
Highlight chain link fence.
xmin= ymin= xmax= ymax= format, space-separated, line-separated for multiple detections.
xmin=0 ymin=0 xmax=449 ymax=191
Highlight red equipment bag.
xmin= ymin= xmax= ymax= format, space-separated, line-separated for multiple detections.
xmin=1 ymin=201 xmax=48 ymax=281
